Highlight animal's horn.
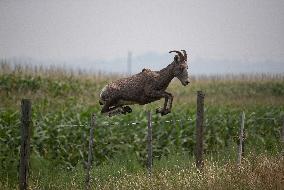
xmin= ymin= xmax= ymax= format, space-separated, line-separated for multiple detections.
xmin=181 ymin=50 xmax=187 ymax=61
xmin=169 ymin=50 xmax=184 ymax=61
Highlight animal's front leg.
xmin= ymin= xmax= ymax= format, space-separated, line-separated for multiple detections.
xmin=161 ymin=92 xmax=173 ymax=115
xmin=167 ymin=92 xmax=174 ymax=110
xmin=145 ymin=88 xmax=172 ymax=115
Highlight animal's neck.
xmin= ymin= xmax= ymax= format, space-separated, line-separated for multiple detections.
xmin=157 ymin=63 xmax=175 ymax=89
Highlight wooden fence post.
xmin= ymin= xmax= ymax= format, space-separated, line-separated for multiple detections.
xmin=85 ymin=114 xmax=96 ymax=190
xmin=196 ymin=91 xmax=205 ymax=170
xmin=147 ymin=111 xmax=153 ymax=176
xmin=237 ymin=112 xmax=245 ymax=165
xmin=19 ymin=99 xmax=32 ymax=190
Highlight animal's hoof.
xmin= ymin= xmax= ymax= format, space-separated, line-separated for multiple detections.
xmin=156 ymin=108 xmax=162 ymax=114
xmin=107 ymin=108 xmax=123 ymax=117
xmin=108 ymin=112 xmax=116 ymax=117
xmin=156 ymin=108 xmax=170 ymax=116
xmin=123 ymin=106 xmax=132 ymax=113
xmin=161 ymin=109 xmax=170 ymax=116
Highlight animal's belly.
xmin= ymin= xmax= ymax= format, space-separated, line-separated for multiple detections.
xmin=118 ymin=96 xmax=160 ymax=106
xmin=137 ymin=96 xmax=161 ymax=105
xmin=117 ymin=100 xmax=138 ymax=106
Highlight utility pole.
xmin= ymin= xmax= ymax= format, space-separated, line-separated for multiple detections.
xmin=127 ymin=51 xmax=132 ymax=76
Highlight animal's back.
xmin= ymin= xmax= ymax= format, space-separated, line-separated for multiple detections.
xmin=114 ymin=72 xmax=151 ymax=100
xmin=100 ymin=70 xmax=157 ymax=104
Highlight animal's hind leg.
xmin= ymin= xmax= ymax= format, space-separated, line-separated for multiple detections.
xmin=122 ymin=106 xmax=132 ymax=113
xmin=101 ymin=101 xmax=112 ymax=114
xmin=107 ymin=107 xmax=123 ymax=117
xmin=101 ymin=99 xmax=119 ymax=114
xmin=107 ymin=106 xmax=132 ymax=117
xmin=101 ymin=98 xmax=132 ymax=116
xmin=101 ymin=103 xmax=132 ymax=117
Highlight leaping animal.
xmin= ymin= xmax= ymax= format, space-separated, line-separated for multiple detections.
xmin=99 ymin=50 xmax=190 ymax=117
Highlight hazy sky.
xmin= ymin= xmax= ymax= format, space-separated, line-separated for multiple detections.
xmin=1 ymin=0 xmax=284 ymax=73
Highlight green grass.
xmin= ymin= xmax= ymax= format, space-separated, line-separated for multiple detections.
xmin=0 ymin=62 xmax=284 ymax=189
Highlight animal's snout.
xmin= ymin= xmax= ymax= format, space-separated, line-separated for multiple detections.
xmin=181 ymin=80 xmax=190 ymax=86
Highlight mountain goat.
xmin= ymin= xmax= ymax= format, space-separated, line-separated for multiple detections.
xmin=99 ymin=50 xmax=190 ymax=116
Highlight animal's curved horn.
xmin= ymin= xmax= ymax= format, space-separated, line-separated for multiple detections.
xmin=181 ymin=50 xmax=187 ymax=61
xmin=169 ymin=50 xmax=184 ymax=61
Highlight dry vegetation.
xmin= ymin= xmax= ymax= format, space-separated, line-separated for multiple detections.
xmin=1 ymin=154 xmax=281 ymax=190
xmin=91 ymin=155 xmax=283 ymax=190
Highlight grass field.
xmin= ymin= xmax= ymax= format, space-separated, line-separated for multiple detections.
xmin=0 ymin=62 xmax=284 ymax=189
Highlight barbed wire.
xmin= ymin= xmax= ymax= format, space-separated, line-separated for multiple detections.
xmin=31 ymin=116 xmax=281 ymax=128
xmin=31 ymin=119 xmax=190 ymax=128
xmin=54 ymin=124 xmax=88 ymax=127
xmin=1 ymin=106 xmax=282 ymax=128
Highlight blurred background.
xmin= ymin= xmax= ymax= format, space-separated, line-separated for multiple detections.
xmin=1 ymin=0 xmax=284 ymax=75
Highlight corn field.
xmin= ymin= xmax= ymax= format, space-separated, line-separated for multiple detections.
xmin=0 ymin=62 xmax=283 ymax=189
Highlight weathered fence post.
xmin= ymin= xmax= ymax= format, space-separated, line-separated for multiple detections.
xmin=237 ymin=111 xmax=245 ymax=165
xmin=196 ymin=91 xmax=205 ymax=170
xmin=85 ymin=114 xmax=96 ymax=190
xmin=19 ymin=99 xmax=32 ymax=190
xmin=147 ymin=111 xmax=153 ymax=176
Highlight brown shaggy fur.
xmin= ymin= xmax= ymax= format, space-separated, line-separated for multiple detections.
xmin=99 ymin=50 xmax=190 ymax=116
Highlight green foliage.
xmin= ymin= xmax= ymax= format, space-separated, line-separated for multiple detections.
xmin=0 ymin=69 xmax=284 ymax=184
